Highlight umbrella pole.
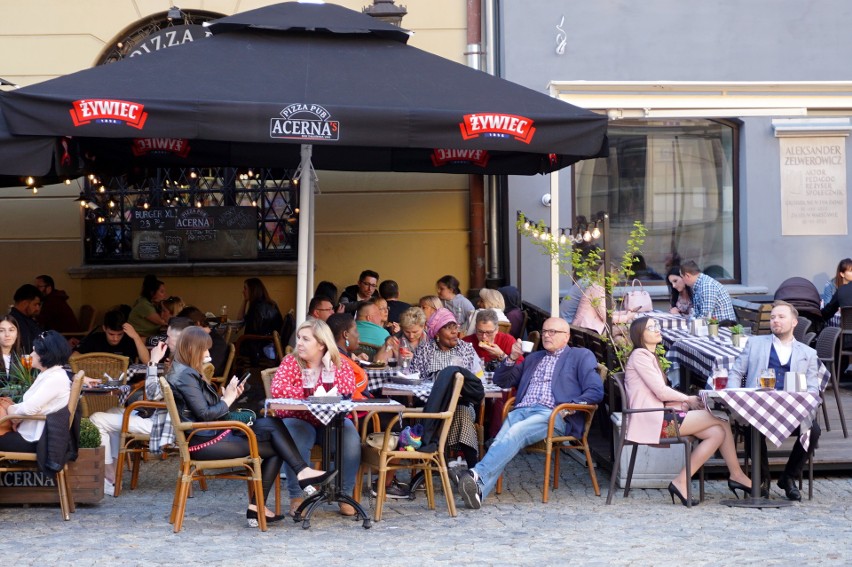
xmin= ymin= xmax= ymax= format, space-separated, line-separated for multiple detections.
xmin=550 ymin=170 xmax=560 ymax=316
xmin=296 ymin=144 xmax=313 ymax=325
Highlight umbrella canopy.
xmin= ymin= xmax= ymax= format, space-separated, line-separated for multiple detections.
xmin=0 ymin=2 xmax=607 ymax=177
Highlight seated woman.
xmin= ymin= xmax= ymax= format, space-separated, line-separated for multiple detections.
xmin=0 ymin=331 xmax=71 ymax=453
xmin=418 ymin=295 xmax=442 ymax=322
xmin=398 ymin=306 xmax=428 ymax=357
xmin=270 ymin=319 xmax=360 ymax=517
xmin=624 ymin=317 xmax=752 ymax=506
xmin=237 ymin=278 xmax=284 ymax=361
xmin=571 ymin=282 xmax=606 ymax=334
xmin=167 ymin=326 xmax=335 ymax=526
xmin=666 ymin=266 xmax=693 ymax=315
xmin=436 ymin=275 xmax=475 ymax=325
xmin=498 ymin=286 xmax=525 ymax=339
xmin=160 ymin=296 xmax=186 ymax=320
xmin=463 ymin=288 xmax=511 ymax=337
xmin=128 ymin=275 xmax=171 ymax=338
xmin=0 ymin=315 xmax=22 ymax=378
xmin=821 ymin=258 xmax=852 ymax=310
xmin=411 ymin=308 xmax=483 ymax=467
xmin=327 ymin=314 xmax=369 ymax=401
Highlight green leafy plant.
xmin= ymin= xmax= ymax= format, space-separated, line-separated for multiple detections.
xmin=707 ymin=316 xmax=719 ymax=326
xmin=730 ymin=324 xmax=745 ymax=335
xmin=516 ymin=214 xmax=648 ymax=371
xmin=0 ymin=354 xmax=38 ymax=403
xmin=655 ymin=344 xmax=672 ymax=373
xmin=79 ymin=418 xmax=102 ymax=449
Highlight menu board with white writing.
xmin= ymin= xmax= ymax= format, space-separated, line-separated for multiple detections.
xmin=779 ymin=137 xmax=848 ymax=236
xmin=131 ymin=206 xmax=257 ymax=261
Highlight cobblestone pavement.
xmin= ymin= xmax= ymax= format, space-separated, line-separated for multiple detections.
xmin=1 ymin=453 xmax=851 ymax=566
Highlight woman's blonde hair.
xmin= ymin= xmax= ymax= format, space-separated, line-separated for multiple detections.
xmin=295 ymin=318 xmax=340 ymax=368
xmin=161 ymin=296 xmax=185 ymax=318
xmin=399 ymin=306 xmax=427 ymax=329
xmin=479 ymin=288 xmax=505 ymax=310
xmin=418 ymin=295 xmax=442 ymax=312
xmin=174 ymin=326 xmax=212 ymax=376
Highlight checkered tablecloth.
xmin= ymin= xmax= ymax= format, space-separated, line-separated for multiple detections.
xmin=827 ymin=313 xmax=840 ymax=328
xmin=700 ymin=390 xmax=821 ymax=449
xmin=641 ymin=311 xmax=690 ymax=330
xmin=264 ymin=398 xmax=405 ymax=425
xmin=663 ymin=330 xmax=740 ymax=379
xmin=382 ymin=379 xmax=504 ymax=402
xmin=366 ymin=369 xmax=496 ymax=391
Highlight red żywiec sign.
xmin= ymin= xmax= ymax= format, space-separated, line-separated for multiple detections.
xmin=132 ymin=138 xmax=191 ymax=157
xmin=431 ymin=148 xmax=490 ymax=168
xmin=459 ymin=113 xmax=535 ymax=144
xmin=70 ymin=99 xmax=148 ymax=129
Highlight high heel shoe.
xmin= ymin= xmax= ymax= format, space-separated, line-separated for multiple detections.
xmin=246 ymin=509 xmax=286 ymax=528
xmin=297 ymin=469 xmax=338 ymax=491
xmin=667 ymin=482 xmax=699 ymax=507
xmin=727 ymin=479 xmax=751 ymax=499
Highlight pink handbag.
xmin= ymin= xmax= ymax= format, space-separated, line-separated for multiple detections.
xmin=622 ymin=279 xmax=653 ymax=313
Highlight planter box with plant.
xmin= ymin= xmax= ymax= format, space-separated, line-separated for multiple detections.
xmin=0 ymin=417 xmax=104 ymax=504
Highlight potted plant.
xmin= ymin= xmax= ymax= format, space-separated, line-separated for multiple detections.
xmin=730 ymin=324 xmax=745 ymax=347
xmin=0 ymin=354 xmax=38 ymax=402
xmin=707 ymin=316 xmax=719 ymax=337
xmin=71 ymin=417 xmax=106 ymax=502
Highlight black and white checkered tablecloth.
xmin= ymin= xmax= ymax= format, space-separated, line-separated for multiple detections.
xmin=641 ymin=311 xmax=690 ymax=330
xmin=264 ymin=398 xmax=404 ymax=425
xmin=366 ymin=369 xmax=497 ymax=392
xmin=700 ymin=390 xmax=821 ymax=450
xmin=382 ymin=379 xmax=504 ymax=402
xmin=663 ymin=330 xmax=740 ymax=379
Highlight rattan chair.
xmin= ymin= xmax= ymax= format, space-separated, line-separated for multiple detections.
xmin=495 ymin=364 xmax=606 ymax=502
xmin=112 ymin=382 xmax=167 ymax=497
xmin=159 ymin=377 xmax=268 ymax=532
xmin=606 ymin=372 xmax=704 ymax=507
xmin=210 ymin=343 xmax=236 ymax=392
xmin=354 ymin=372 xmax=464 ymax=521
xmin=70 ymin=353 xmax=130 ymax=417
xmin=0 ymin=371 xmax=85 ymax=520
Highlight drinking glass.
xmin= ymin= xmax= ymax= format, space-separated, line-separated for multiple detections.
xmin=711 ymin=369 xmax=728 ymax=391
xmin=302 ymin=368 xmax=319 ymax=398
xmin=321 ymin=368 xmax=335 ymax=389
xmin=759 ymin=368 xmax=776 ymax=390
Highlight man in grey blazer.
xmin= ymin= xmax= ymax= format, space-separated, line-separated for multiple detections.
xmin=727 ymin=300 xmax=821 ymax=501
xmin=457 ymin=317 xmax=603 ymax=509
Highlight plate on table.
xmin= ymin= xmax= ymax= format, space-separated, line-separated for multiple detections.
xmin=358 ymin=360 xmax=386 ymax=369
xmin=307 ymin=395 xmax=343 ymax=403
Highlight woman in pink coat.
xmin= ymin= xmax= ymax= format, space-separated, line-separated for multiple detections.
xmin=623 ymin=317 xmax=751 ymax=506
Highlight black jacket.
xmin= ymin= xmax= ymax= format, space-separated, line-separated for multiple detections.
xmin=166 ymin=361 xmax=228 ymax=437
xmin=36 ymin=405 xmax=80 ymax=478
xmin=822 ymin=283 xmax=852 ymax=321
xmin=418 ymin=366 xmax=484 ymax=453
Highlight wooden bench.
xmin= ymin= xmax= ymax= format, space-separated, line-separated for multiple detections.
xmin=732 ymin=298 xmax=772 ymax=335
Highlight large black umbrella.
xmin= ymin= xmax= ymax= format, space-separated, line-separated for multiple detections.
xmin=0 ymin=2 xmax=607 ymax=319
xmin=0 ymin=2 xmax=606 ymax=176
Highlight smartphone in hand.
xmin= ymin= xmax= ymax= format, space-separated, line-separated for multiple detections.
xmin=238 ymin=371 xmax=251 ymax=387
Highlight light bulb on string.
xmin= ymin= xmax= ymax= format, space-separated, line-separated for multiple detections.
xmin=592 ymin=224 xmax=601 ymax=239
xmin=583 ymin=228 xmax=592 ymax=242
xmin=559 ymin=229 xmax=567 ymax=245
xmin=32 ymin=187 xmax=38 ymax=195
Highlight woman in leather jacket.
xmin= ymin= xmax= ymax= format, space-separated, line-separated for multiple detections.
xmin=167 ymin=327 xmax=336 ymax=527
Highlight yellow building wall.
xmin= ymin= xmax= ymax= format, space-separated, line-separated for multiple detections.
xmin=0 ymin=1 xmax=470 ymax=318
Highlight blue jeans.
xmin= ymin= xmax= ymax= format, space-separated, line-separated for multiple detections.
xmin=281 ymin=417 xmax=361 ymax=499
xmin=471 ymin=404 xmax=565 ymax=500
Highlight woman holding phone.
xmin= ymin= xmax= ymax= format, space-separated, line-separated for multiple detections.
xmin=167 ymin=327 xmax=336 ymax=527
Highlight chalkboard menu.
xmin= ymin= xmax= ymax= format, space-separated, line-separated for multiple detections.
xmin=131 ymin=207 xmax=257 ymax=261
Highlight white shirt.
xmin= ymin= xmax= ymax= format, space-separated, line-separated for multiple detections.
xmin=771 ymin=334 xmax=794 ymax=366
xmin=8 ymin=365 xmax=70 ymax=442
xmin=2 ymin=353 xmax=10 ymax=372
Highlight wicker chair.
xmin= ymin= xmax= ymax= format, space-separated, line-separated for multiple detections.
xmin=0 ymin=371 xmax=85 ymax=520
xmin=495 ymin=364 xmax=606 ymax=502
xmin=210 ymin=343 xmax=236 ymax=392
xmin=70 ymin=353 xmax=130 ymax=417
xmin=112 ymin=382 xmax=167 ymax=497
xmin=354 ymin=372 xmax=464 ymax=521
xmin=159 ymin=377 xmax=268 ymax=532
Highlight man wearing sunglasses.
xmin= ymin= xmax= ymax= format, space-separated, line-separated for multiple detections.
xmin=458 ymin=317 xmax=603 ymax=510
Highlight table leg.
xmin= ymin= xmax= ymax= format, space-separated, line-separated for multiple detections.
xmin=719 ymin=425 xmax=792 ymax=509
xmin=293 ymin=414 xmax=372 ymax=529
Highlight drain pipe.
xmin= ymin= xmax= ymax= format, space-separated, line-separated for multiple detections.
xmin=466 ymin=0 xmax=487 ymax=292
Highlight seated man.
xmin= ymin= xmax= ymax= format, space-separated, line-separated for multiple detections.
xmin=679 ymin=260 xmax=736 ymax=322
xmin=73 ymin=309 xmax=150 ymax=364
xmin=288 ymin=296 xmax=335 ymax=349
xmin=379 ymin=279 xmax=411 ymax=324
xmin=35 ymin=274 xmax=81 ymax=333
xmin=461 ymin=309 xmax=523 ymax=371
xmin=727 ymin=300 xmax=822 ymax=501
xmin=8 ymin=284 xmax=43 ymax=353
xmin=339 ymin=269 xmax=380 ymax=313
xmin=355 ymin=300 xmax=390 ymax=347
xmin=88 ymin=316 xmax=193 ymax=494
xmin=457 ymin=317 xmax=603 ymax=509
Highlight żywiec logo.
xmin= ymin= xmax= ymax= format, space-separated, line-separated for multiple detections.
xmin=459 ymin=113 xmax=535 ymax=144
xmin=70 ymin=99 xmax=148 ymax=129
xmin=132 ymin=138 xmax=190 ymax=158
xmin=431 ymin=148 xmax=490 ymax=168
xmin=270 ymin=104 xmax=339 ymax=141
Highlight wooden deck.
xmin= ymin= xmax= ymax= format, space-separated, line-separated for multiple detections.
xmin=589 ymin=382 xmax=852 ymax=475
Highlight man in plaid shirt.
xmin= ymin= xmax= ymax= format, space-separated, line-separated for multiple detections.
xmin=680 ymin=261 xmax=736 ymax=322
xmin=457 ymin=318 xmax=603 ymax=509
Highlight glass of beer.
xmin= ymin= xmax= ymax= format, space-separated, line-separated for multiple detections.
xmin=302 ymin=368 xmax=319 ymax=398
xmin=20 ymin=354 xmax=32 ymax=371
xmin=759 ymin=368 xmax=776 ymax=390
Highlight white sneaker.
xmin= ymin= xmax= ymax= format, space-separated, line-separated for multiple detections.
xmin=458 ymin=470 xmax=482 ymax=510
xmin=104 ymin=479 xmax=115 ymax=496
